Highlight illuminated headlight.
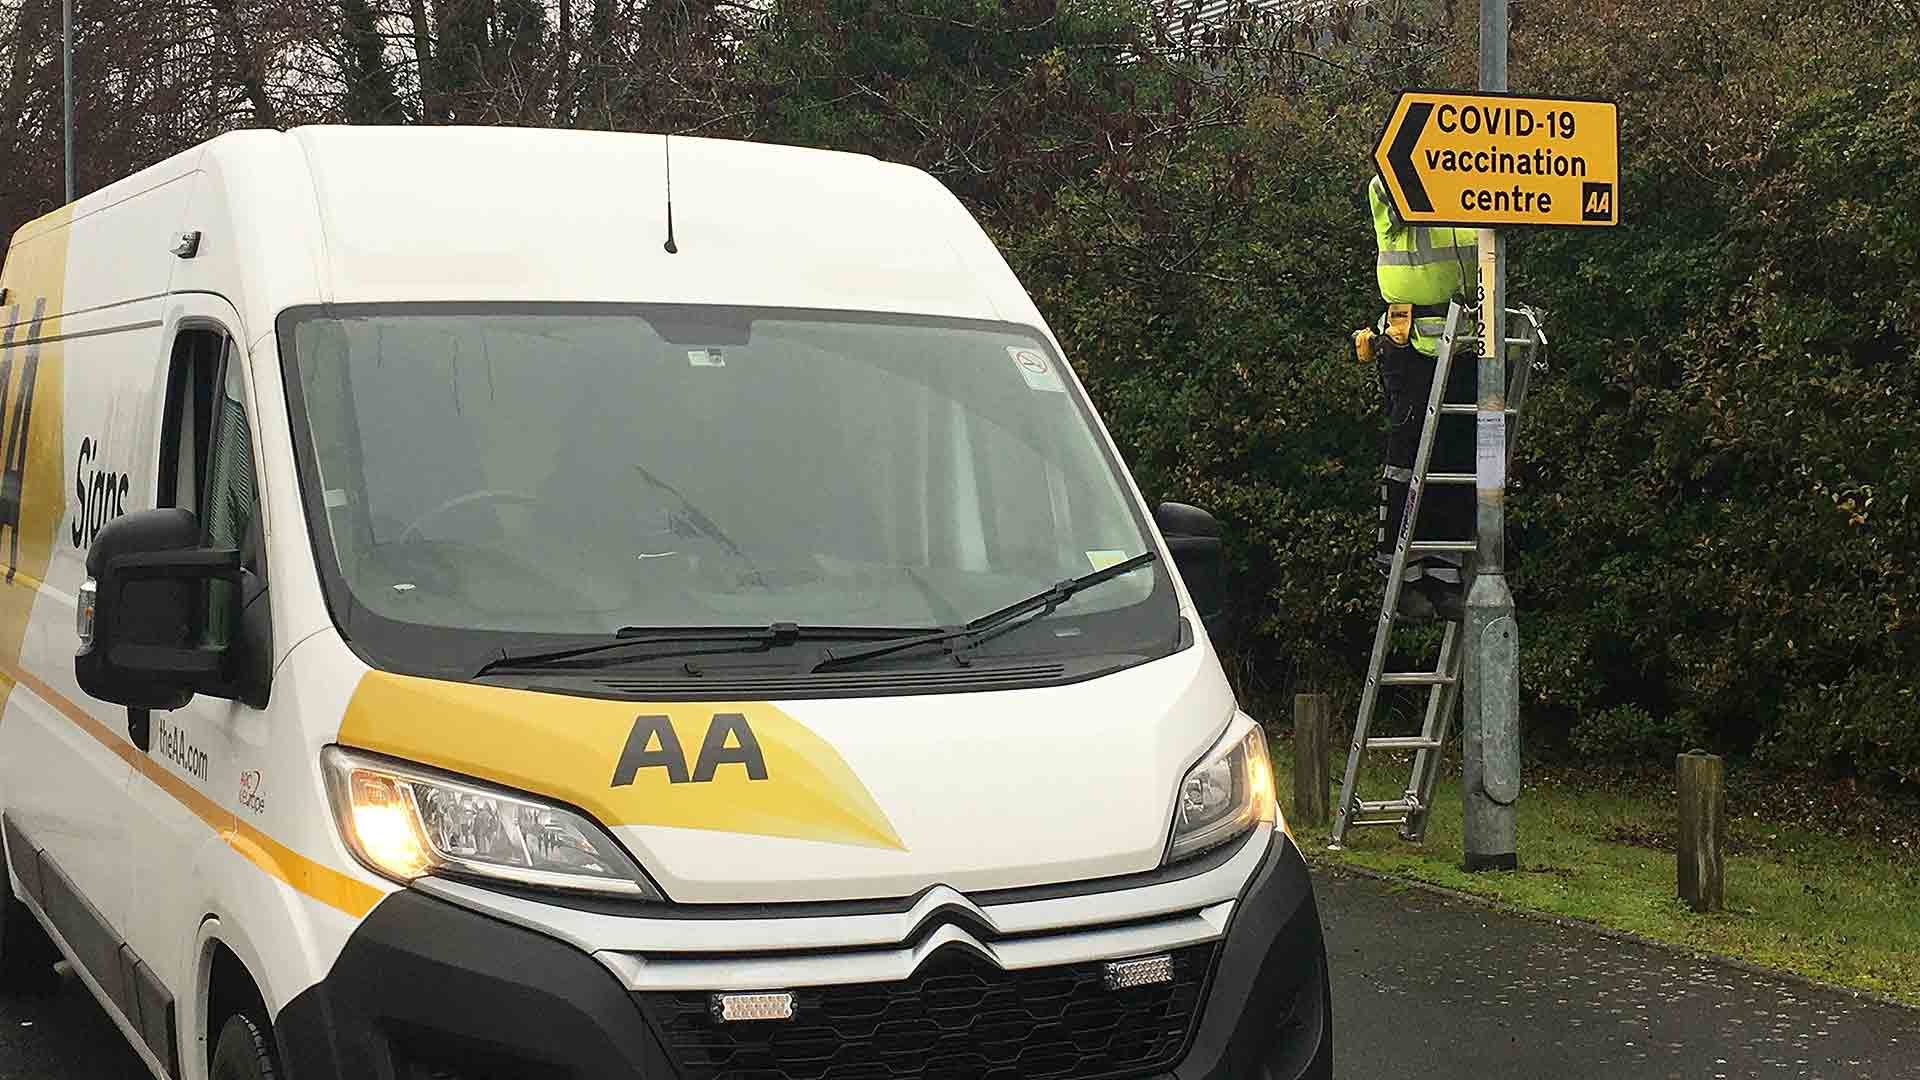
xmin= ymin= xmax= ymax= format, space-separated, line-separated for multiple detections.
xmin=321 ymin=747 xmax=660 ymax=899
xmin=77 ymin=578 xmax=96 ymax=646
xmin=1166 ymin=715 xmax=1279 ymax=864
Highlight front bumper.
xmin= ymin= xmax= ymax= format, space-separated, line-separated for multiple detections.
xmin=1170 ymin=833 xmax=1331 ymax=1080
xmin=276 ymin=833 xmax=1330 ymax=1080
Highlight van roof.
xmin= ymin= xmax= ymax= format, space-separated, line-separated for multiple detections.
xmin=11 ymin=127 xmax=1046 ymax=342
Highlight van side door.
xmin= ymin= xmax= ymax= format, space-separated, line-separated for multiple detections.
xmin=121 ymin=296 xmax=268 ymax=1078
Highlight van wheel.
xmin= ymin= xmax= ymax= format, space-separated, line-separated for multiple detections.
xmin=0 ymin=871 xmax=60 ymax=995
xmin=211 ymin=1011 xmax=281 ymax=1080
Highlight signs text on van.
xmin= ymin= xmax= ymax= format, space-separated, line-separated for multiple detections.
xmin=1374 ymin=91 xmax=1620 ymax=228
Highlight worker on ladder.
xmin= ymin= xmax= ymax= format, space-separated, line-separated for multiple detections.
xmin=1356 ymin=174 xmax=1478 ymax=621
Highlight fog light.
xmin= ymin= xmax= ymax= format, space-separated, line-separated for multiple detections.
xmin=711 ymin=991 xmax=796 ymax=1022
xmin=1104 ymin=954 xmax=1174 ymax=990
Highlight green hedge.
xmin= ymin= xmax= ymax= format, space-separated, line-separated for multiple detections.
xmin=991 ymin=2 xmax=1920 ymax=784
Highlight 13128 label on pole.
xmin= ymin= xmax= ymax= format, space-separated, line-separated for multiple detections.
xmin=1374 ymin=90 xmax=1620 ymax=228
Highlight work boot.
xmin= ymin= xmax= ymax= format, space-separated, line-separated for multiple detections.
xmin=1395 ymin=584 xmax=1436 ymax=621
xmin=1418 ymin=579 xmax=1465 ymax=622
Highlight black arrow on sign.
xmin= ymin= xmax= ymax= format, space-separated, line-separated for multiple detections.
xmin=1387 ymin=101 xmax=1434 ymax=214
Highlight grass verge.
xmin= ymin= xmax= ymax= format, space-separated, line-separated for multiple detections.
xmin=1271 ymin=742 xmax=1920 ymax=1008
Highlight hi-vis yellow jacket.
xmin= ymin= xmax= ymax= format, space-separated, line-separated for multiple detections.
xmin=1369 ymin=175 xmax=1476 ymax=356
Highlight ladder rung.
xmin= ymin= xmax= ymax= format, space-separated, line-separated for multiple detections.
xmin=1348 ymin=816 xmax=1409 ymax=829
xmin=1379 ymin=672 xmax=1454 ymax=686
xmin=1357 ymin=798 xmax=1420 ymax=814
xmin=1439 ymin=404 xmax=1521 ymax=417
xmin=1422 ymin=472 xmax=1475 ymax=485
xmin=1407 ymin=541 xmax=1477 ymax=555
xmin=1366 ymin=737 xmax=1444 ymax=750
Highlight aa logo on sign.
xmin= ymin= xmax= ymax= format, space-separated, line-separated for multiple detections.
xmin=1581 ymin=182 xmax=1614 ymax=223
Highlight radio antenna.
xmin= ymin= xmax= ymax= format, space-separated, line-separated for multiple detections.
xmin=662 ymin=133 xmax=679 ymax=255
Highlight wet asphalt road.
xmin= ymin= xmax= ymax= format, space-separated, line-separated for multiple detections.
xmin=1 ymin=868 xmax=1915 ymax=1078
xmin=0 ymin=959 xmax=142 ymax=1078
xmin=1319 ymin=870 xmax=1918 ymax=1078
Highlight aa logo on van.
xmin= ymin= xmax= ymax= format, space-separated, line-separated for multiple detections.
xmin=340 ymin=673 xmax=905 ymax=850
xmin=0 ymin=206 xmax=70 ymax=696
xmin=613 ymin=712 xmax=767 ymax=786
xmin=0 ymin=300 xmax=49 ymax=584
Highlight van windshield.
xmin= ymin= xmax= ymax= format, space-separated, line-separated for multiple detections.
xmin=279 ymin=305 xmax=1177 ymax=678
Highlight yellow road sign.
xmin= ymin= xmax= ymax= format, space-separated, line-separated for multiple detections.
xmin=1374 ymin=90 xmax=1620 ymax=227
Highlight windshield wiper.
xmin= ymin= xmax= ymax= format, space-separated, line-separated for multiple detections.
xmin=471 ymin=623 xmax=898 ymax=678
xmin=811 ymin=551 xmax=1157 ymax=673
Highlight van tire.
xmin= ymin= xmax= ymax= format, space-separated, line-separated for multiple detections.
xmin=211 ymin=1011 xmax=281 ymax=1080
xmin=0 ymin=872 xmax=60 ymax=995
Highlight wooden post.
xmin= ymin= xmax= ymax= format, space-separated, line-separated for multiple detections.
xmin=1677 ymin=751 xmax=1726 ymax=913
xmin=1293 ymin=693 xmax=1331 ymax=828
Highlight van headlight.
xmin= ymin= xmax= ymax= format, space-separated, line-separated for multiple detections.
xmin=321 ymin=747 xmax=661 ymax=899
xmin=1166 ymin=716 xmax=1280 ymax=864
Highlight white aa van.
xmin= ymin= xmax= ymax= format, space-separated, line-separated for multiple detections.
xmin=0 ymin=127 xmax=1330 ymax=1080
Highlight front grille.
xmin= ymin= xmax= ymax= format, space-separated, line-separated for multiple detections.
xmin=639 ymin=943 xmax=1214 ymax=1080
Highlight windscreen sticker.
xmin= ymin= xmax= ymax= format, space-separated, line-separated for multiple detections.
xmin=1007 ymin=346 xmax=1065 ymax=392
xmin=687 ymin=348 xmax=726 ymax=368
xmin=1086 ymin=549 xmax=1127 ymax=571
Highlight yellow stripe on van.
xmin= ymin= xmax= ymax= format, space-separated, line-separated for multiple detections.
xmin=340 ymin=672 xmax=906 ymax=851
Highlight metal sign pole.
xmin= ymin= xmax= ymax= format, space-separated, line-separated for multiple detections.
xmin=62 ymin=0 xmax=74 ymax=202
xmin=1462 ymin=0 xmax=1520 ymax=871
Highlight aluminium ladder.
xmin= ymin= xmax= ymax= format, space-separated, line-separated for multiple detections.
xmin=1329 ymin=301 xmax=1545 ymax=849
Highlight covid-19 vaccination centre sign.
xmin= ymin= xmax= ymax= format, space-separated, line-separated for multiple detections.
xmin=1374 ymin=90 xmax=1620 ymax=227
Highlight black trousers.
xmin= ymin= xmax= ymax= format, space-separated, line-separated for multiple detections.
xmin=1377 ymin=340 xmax=1476 ymax=585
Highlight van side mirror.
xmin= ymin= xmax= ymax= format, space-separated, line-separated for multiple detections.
xmin=76 ymin=508 xmax=264 ymax=710
xmin=1155 ymin=502 xmax=1227 ymax=641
